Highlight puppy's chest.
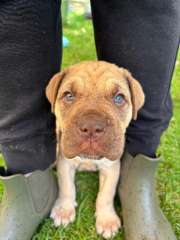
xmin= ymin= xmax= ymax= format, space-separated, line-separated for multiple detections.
xmin=68 ymin=157 xmax=115 ymax=171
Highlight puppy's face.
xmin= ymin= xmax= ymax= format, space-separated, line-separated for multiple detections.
xmin=46 ymin=61 xmax=144 ymax=160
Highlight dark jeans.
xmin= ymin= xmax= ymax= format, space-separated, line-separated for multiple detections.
xmin=0 ymin=0 xmax=179 ymax=173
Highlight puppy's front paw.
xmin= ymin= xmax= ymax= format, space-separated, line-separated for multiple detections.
xmin=50 ymin=200 xmax=76 ymax=227
xmin=96 ymin=212 xmax=121 ymax=239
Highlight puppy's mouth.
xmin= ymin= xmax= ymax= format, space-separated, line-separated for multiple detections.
xmin=77 ymin=138 xmax=105 ymax=159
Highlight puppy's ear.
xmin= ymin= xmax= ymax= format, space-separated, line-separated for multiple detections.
xmin=46 ymin=71 xmax=66 ymax=113
xmin=123 ymin=69 xmax=145 ymax=120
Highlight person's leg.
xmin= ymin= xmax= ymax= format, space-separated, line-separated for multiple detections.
xmin=90 ymin=0 xmax=180 ymax=157
xmin=90 ymin=1 xmax=179 ymax=239
xmin=0 ymin=0 xmax=62 ymax=174
xmin=0 ymin=1 xmax=61 ymax=239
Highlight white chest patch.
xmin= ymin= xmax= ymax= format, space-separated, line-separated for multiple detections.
xmin=66 ymin=156 xmax=119 ymax=171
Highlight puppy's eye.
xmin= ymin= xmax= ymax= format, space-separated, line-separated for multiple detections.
xmin=63 ymin=91 xmax=75 ymax=103
xmin=113 ymin=93 xmax=125 ymax=105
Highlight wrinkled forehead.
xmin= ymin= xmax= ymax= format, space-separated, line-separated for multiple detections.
xmin=59 ymin=67 xmax=130 ymax=97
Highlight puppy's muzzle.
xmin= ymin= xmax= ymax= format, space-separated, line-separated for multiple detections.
xmin=76 ymin=112 xmax=110 ymax=140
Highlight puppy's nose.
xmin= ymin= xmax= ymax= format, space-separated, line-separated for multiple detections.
xmin=79 ymin=123 xmax=105 ymax=137
xmin=77 ymin=113 xmax=107 ymax=138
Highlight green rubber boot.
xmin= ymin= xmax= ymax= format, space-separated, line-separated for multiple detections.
xmin=0 ymin=168 xmax=58 ymax=240
xmin=119 ymin=152 xmax=176 ymax=240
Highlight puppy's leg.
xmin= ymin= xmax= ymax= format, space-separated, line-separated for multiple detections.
xmin=51 ymin=157 xmax=76 ymax=227
xmin=96 ymin=160 xmax=121 ymax=239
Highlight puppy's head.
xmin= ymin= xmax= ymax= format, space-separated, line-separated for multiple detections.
xmin=46 ymin=61 xmax=145 ymax=160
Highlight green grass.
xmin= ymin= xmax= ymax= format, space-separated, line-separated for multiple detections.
xmin=0 ymin=13 xmax=180 ymax=240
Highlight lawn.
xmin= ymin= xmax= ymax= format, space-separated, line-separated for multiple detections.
xmin=0 ymin=14 xmax=180 ymax=240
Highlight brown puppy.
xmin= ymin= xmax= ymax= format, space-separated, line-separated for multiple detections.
xmin=46 ymin=61 xmax=145 ymax=239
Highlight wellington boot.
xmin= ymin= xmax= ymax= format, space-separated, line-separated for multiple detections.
xmin=0 ymin=168 xmax=57 ymax=240
xmin=119 ymin=152 xmax=176 ymax=240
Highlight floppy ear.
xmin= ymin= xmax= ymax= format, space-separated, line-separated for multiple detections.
xmin=46 ymin=71 xmax=66 ymax=113
xmin=123 ymin=69 xmax=145 ymax=120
